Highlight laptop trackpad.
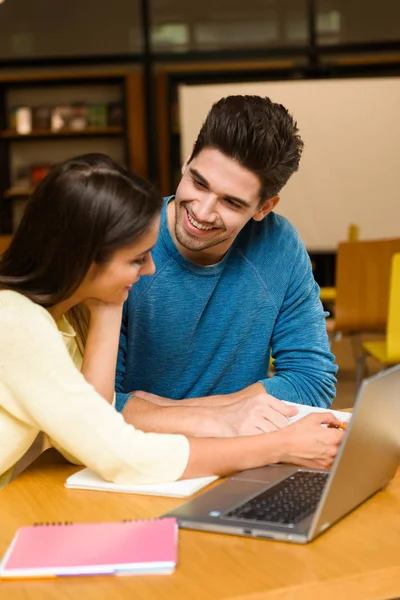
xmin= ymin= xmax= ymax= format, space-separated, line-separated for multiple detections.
xmin=232 ymin=465 xmax=297 ymax=483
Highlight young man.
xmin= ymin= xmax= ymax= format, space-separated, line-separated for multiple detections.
xmin=116 ymin=95 xmax=338 ymax=439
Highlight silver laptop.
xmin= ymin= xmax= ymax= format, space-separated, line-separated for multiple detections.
xmin=164 ymin=365 xmax=400 ymax=543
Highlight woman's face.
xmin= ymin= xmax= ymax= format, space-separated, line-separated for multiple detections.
xmin=81 ymin=216 xmax=160 ymax=305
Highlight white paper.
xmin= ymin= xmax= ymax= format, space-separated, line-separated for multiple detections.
xmin=65 ymin=468 xmax=218 ymax=498
xmin=284 ymin=401 xmax=351 ymax=425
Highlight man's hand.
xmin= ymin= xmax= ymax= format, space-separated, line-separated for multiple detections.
xmin=212 ymin=394 xmax=298 ymax=436
xmin=131 ymin=383 xmax=299 ymax=436
xmin=278 ymin=413 xmax=345 ymax=470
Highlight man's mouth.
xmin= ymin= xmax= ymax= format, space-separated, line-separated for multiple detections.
xmin=186 ymin=208 xmax=214 ymax=231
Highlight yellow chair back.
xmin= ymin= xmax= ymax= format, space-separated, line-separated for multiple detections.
xmin=387 ymin=253 xmax=400 ymax=360
xmin=347 ymin=223 xmax=360 ymax=242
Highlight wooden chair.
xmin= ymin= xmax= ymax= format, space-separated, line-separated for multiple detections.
xmin=319 ymin=224 xmax=359 ymax=304
xmin=0 ymin=235 xmax=12 ymax=256
xmin=326 ymin=238 xmax=400 ymax=362
xmin=356 ymin=253 xmax=400 ymax=389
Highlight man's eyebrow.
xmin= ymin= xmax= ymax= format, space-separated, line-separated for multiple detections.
xmin=189 ymin=167 xmax=251 ymax=209
xmin=189 ymin=167 xmax=208 ymax=186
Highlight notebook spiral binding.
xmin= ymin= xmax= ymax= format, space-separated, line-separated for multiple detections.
xmin=33 ymin=519 xmax=157 ymax=526
xmin=33 ymin=522 xmax=74 ymax=526
xmin=121 ymin=519 xmax=161 ymax=523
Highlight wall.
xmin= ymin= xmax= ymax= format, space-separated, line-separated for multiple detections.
xmin=179 ymin=77 xmax=400 ymax=250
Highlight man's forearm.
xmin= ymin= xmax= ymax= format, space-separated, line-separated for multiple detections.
xmin=134 ymin=382 xmax=265 ymax=408
xmin=124 ymin=385 xmax=297 ymax=437
xmin=180 ymin=383 xmax=265 ymax=406
xmin=122 ymin=396 xmax=221 ymax=437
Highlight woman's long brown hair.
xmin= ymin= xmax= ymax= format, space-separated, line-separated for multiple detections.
xmin=0 ymin=153 xmax=163 ymax=350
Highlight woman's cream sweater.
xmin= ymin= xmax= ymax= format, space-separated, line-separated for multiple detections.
xmin=0 ymin=290 xmax=189 ymax=489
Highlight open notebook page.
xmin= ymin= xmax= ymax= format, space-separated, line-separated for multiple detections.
xmin=283 ymin=401 xmax=351 ymax=425
xmin=66 ymin=469 xmax=218 ymax=498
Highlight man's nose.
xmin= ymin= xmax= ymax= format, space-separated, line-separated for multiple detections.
xmin=195 ymin=195 xmax=217 ymax=222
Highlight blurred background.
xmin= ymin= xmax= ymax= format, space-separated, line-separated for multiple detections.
xmin=0 ymin=1 xmax=399 ymax=456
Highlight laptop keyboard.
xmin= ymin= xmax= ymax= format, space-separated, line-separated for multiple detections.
xmin=225 ymin=471 xmax=329 ymax=526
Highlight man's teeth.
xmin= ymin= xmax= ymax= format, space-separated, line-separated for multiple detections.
xmin=187 ymin=211 xmax=214 ymax=231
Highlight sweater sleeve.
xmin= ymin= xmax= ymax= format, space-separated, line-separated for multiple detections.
xmin=259 ymin=242 xmax=338 ymax=408
xmin=0 ymin=303 xmax=190 ymax=484
xmin=115 ymin=301 xmax=131 ymax=412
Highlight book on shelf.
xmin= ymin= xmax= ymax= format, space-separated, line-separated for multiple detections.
xmin=107 ymin=102 xmax=124 ymax=126
xmin=51 ymin=105 xmax=75 ymax=131
xmin=8 ymin=102 xmax=122 ymax=134
xmin=69 ymin=103 xmax=88 ymax=131
xmin=30 ymin=164 xmax=52 ymax=186
xmin=87 ymin=103 xmax=108 ymax=128
xmin=32 ymin=106 xmax=52 ymax=130
xmin=12 ymin=107 xmax=32 ymax=135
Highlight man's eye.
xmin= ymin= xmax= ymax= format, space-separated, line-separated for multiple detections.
xmin=193 ymin=178 xmax=206 ymax=189
xmin=225 ymin=198 xmax=240 ymax=209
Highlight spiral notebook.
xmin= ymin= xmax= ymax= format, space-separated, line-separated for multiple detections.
xmin=65 ymin=468 xmax=218 ymax=498
xmin=0 ymin=518 xmax=177 ymax=579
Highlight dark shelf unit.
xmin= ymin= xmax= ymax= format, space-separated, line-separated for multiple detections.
xmin=0 ymin=70 xmax=147 ymax=234
xmin=0 ymin=127 xmax=124 ymax=140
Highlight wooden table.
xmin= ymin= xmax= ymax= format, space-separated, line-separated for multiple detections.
xmin=1 ymin=449 xmax=400 ymax=600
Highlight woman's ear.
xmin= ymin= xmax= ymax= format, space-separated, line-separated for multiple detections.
xmin=253 ymin=196 xmax=280 ymax=222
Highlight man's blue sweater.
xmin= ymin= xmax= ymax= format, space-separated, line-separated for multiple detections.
xmin=116 ymin=198 xmax=337 ymax=411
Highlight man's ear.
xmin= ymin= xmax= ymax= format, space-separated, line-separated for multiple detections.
xmin=253 ymin=195 xmax=280 ymax=222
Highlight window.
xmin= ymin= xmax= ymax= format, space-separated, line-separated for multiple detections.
xmin=0 ymin=0 xmax=143 ymax=59
xmin=316 ymin=0 xmax=400 ymax=45
xmin=150 ymin=0 xmax=309 ymax=52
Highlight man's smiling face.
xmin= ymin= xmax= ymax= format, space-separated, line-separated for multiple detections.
xmin=169 ymin=148 xmax=277 ymax=265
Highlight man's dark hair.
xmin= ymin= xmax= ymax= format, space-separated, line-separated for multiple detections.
xmin=188 ymin=95 xmax=304 ymax=204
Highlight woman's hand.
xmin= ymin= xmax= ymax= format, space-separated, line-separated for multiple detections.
xmin=278 ymin=413 xmax=345 ymax=470
xmin=84 ymin=298 xmax=124 ymax=318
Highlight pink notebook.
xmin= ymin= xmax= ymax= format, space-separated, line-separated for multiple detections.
xmin=0 ymin=518 xmax=177 ymax=578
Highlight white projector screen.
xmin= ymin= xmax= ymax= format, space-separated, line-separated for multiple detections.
xmin=179 ymin=78 xmax=400 ymax=251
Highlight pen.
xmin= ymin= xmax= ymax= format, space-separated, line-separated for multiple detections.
xmin=328 ymin=422 xmax=348 ymax=431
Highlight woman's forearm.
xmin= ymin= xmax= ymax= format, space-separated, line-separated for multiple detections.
xmin=181 ymin=412 xmax=344 ymax=478
xmin=182 ymin=434 xmax=282 ymax=478
xmin=81 ymin=304 xmax=123 ymax=403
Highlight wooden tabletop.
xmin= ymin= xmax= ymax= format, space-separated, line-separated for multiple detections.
xmin=1 ymin=449 xmax=400 ymax=600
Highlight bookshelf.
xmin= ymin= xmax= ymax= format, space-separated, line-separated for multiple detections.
xmin=3 ymin=187 xmax=34 ymax=198
xmin=0 ymin=69 xmax=147 ymax=235
xmin=0 ymin=127 xmax=123 ymax=139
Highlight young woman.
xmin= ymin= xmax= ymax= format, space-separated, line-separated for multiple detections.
xmin=0 ymin=154 xmax=343 ymax=489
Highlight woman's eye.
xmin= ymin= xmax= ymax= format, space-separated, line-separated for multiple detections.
xmin=132 ymin=257 xmax=146 ymax=266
